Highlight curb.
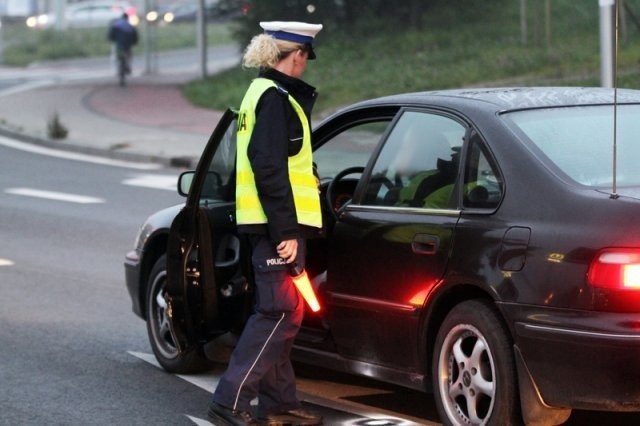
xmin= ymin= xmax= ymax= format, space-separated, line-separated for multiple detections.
xmin=0 ymin=122 xmax=198 ymax=169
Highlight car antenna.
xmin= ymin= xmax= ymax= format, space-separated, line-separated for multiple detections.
xmin=611 ymin=0 xmax=620 ymax=200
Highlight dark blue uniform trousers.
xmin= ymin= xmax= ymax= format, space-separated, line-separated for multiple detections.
xmin=212 ymin=236 xmax=305 ymax=415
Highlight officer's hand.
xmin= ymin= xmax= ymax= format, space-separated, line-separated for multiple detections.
xmin=277 ymin=239 xmax=298 ymax=263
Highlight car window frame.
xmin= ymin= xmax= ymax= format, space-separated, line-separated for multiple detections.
xmin=185 ymin=108 xmax=238 ymax=208
xmin=353 ymin=106 xmax=470 ymax=211
xmin=312 ymin=105 xmax=400 ymax=152
xmin=456 ymin=129 xmax=505 ymax=213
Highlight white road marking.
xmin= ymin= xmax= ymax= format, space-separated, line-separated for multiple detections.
xmin=0 ymin=258 xmax=15 ymax=267
xmin=127 ymin=351 xmax=426 ymax=425
xmin=122 ymin=174 xmax=178 ymax=191
xmin=5 ymin=188 xmax=105 ymax=204
xmin=127 ymin=351 xmax=220 ymax=392
xmin=0 ymin=79 xmax=54 ymax=97
xmin=128 ymin=351 xmax=217 ymax=425
xmin=185 ymin=415 xmax=213 ymax=426
xmin=0 ymin=135 xmax=161 ymax=170
xmin=127 ymin=351 xmax=161 ymax=367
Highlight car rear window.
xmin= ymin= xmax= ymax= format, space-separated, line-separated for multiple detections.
xmin=505 ymin=105 xmax=640 ymax=187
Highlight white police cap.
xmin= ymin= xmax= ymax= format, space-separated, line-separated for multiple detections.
xmin=260 ymin=21 xmax=323 ymax=59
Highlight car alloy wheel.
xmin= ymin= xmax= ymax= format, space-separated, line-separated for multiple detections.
xmin=147 ymin=257 xmax=177 ymax=361
xmin=433 ymin=300 xmax=519 ymax=425
xmin=145 ymin=255 xmax=212 ymax=373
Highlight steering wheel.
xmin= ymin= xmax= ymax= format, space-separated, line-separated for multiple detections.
xmin=326 ymin=166 xmax=365 ymax=219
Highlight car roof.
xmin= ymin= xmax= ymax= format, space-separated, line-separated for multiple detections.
xmin=353 ymin=86 xmax=640 ymax=112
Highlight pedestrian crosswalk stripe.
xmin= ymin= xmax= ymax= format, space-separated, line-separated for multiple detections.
xmin=5 ymin=188 xmax=105 ymax=204
xmin=122 ymin=174 xmax=178 ymax=191
xmin=127 ymin=351 xmax=221 ymax=392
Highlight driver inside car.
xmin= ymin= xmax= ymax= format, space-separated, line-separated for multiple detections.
xmin=389 ymin=129 xmax=457 ymax=208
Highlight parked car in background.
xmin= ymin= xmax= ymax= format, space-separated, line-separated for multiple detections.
xmin=125 ymin=87 xmax=640 ymax=425
xmin=26 ymin=0 xmax=137 ymax=29
xmin=157 ymin=0 xmax=247 ymax=24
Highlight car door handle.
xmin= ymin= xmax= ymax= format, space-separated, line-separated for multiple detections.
xmin=412 ymin=234 xmax=440 ymax=255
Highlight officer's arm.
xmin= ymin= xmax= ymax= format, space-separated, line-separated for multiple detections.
xmin=248 ymin=89 xmax=299 ymax=244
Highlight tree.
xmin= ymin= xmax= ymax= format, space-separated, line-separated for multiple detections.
xmin=232 ymin=0 xmax=429 ymax=44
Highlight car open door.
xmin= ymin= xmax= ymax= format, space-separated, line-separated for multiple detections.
xmin=164 ymin=109 xmax=250 ymax=355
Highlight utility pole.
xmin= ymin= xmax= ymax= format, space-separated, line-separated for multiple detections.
xmin=619 ymin=0 xmax=627 ymax=43
xmin=520 ymin=0 xmax=527 ymax=45
xmin=197 ymin=0 xmax=207 ymax=78
xmin=544 ymin=0 xmax=551 ymax=48
xmin=0 ymin=16 xmax=4 ymax=65
xmin=599 ymin=0 xmax=616 ymax=88
xmin=0 ymin=17 xmax=4 ymax=65
xmin=54 ymin=0 xmax=66 ymax=30
xmin=144 ymin=0 xmax=158 ymax=75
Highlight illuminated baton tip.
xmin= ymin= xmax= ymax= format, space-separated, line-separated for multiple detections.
xmin=289 ymin=263 xmax=321 ymax=312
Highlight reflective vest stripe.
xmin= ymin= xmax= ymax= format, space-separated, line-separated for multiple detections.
xmin=237 ymin=194 xmax=321 ymax=212
xmin=237 ymin=171 xmax=317 ymax=187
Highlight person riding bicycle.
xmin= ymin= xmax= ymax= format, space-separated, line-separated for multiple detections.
xmin=108 ymin=13 xmax=138 ymax=85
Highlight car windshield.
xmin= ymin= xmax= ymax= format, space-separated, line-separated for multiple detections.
xmin=505 ymin=105 xmax=640 ymax=188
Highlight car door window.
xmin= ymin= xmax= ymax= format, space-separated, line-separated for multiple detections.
xmin=313 ymin=120 xmax=390 ymax=180
xmin=463 ymin=135 xmax=503 ymax=209
xmin=200 ymin=116 xmax=238 ymax=202
xmin=362 ymin=110 xmax=465 ymax=209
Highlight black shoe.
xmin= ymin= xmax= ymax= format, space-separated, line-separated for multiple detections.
xmin=262 ymin=408 xmax=323 ymax=426
xmin=208 ymin=402 xmax=258 ymax=426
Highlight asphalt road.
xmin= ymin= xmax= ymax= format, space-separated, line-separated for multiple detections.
xmin=0 ymin=137 xmax=196 ymax=425
xmin=2 ymin=49 xmax=640 ymax=425
xmin=0 ymin=136 xmax=438 ymax=425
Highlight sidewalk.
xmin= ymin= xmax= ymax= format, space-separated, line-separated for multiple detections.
xmin=0 ymin=51 xmax=239 ymax=168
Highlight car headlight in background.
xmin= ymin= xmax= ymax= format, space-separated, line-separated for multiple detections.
xmin=144 ymin=10 xmax=174 ymax=25
xmin=145 ymin=10 xmax=158 ymax=23
xmin=26 ymin=14 xmax=49 ymax=28
xmin=163 ymin=12 xmax=174 ymax=24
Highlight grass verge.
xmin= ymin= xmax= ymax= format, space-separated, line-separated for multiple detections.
xmin=1 ymin=21 xmax=234 ymax=66
xmin=184 ymin=0 xmax=640 ymax=115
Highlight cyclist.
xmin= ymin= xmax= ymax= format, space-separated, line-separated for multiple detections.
xmin=108 ymin=13 xmax=138 ymax=86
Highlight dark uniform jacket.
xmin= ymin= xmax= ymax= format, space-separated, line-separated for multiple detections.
xmin=238 ymin=68 xmax=321 ymax=244
xmin=108 ymin=17 xmax=138 ymax=52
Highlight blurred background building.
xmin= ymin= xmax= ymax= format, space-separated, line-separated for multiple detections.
xmin=0 ymin=0 xmax=39 ymax=19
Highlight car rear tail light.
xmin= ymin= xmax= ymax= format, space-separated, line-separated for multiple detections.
xmin=587 ymin=249 xmax=640 ymax=289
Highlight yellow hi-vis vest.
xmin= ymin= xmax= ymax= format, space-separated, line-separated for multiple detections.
xmin=235 ymin=78 xmax=322 ymax=229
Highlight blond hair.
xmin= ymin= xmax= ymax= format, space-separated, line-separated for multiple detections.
xmin=242 ymin=34 xmax=302 ymax=69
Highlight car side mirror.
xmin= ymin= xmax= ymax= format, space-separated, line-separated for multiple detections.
xmin=177 ymin=171 xmax=195 ymax=197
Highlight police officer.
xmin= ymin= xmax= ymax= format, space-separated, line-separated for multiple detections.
xmin=208 ymin=21 xmax=324 ymax=426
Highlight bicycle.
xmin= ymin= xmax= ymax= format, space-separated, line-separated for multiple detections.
xmin=116 ymin=49 xmax=131 ymax=87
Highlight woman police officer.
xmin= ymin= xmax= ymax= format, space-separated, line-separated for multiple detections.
xmin=208 ymin=21 xmax=324 ymax=426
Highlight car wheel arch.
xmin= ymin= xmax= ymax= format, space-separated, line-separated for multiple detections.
xmin=144 ymin=253 xmax=214 ymax=373
xmin=139 ymin=232 xmax=169 ymax=318
xmin=430 ymin=298 xmax=521 ymax=424
xmin=422 ymin=285 xmax=572 ymax=425
xmin=421 ymin=283 xmax=506 ymax=383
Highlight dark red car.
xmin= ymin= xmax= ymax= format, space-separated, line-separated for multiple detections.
xmin=125 ymin=87 xmax=640 ymax=425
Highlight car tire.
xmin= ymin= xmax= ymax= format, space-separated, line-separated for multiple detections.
xmin=146 ymin=254 xmax=213 ymax=374
xmin=432 ymin=299 xmax=520 ymax=426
